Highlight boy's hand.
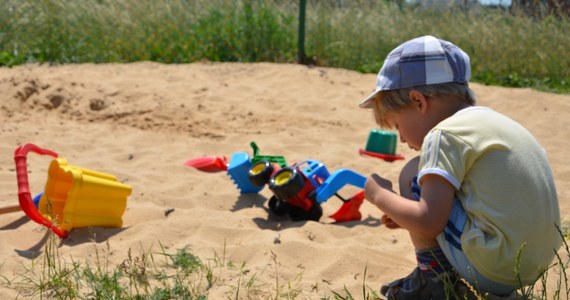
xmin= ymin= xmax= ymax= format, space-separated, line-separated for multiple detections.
xmin=367 ymin=173 xmax=394 ymax=192
xmin=365 ymin=174 xmax=401 ymax=229
xmin=364 ymin=173 xmax=394 ymax=208
xmin=381 ymin=214 xmax=401 ymax=229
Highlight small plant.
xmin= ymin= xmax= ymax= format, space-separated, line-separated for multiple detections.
xmin=331 ymin=266 xmax=381 ymax=300
xmin=0 ymin=226 xmax=568 ymax=299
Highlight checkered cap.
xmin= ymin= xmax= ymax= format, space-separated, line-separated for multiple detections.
xmin=359 ymin=35 xmax=471 ymax=109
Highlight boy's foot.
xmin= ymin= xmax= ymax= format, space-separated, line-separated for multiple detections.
xmin=380 ymin=267 xmax=476 ymax=300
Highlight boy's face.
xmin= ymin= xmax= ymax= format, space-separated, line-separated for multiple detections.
xmin=387 ymin=103 xmax=431 ymax=151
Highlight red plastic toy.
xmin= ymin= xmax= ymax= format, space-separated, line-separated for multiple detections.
xmin=14 ymin=144 xmax=68 ymax=238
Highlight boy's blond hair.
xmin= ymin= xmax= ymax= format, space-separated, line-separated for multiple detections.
xmin=372 ymin=82 xmax=476 ymax=128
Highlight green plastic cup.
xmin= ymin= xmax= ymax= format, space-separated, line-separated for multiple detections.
xmin=365 ymin=129 xmax=397 ymax=155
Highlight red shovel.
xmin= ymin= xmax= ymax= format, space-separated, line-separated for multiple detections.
xmin=329 ymin=190 xmax=365 ymax=222
xmin=184 ymin=156 xmax=228 ymax=172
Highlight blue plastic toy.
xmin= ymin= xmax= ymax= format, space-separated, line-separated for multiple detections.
xmin=185 ymin=142 xmax=367 ymax=222
xmin=251 ymin=159 xmax=366 ymax=222
xmin=227 ymin=152 xmax=264 ymax=194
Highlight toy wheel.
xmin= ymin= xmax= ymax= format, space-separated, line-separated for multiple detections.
xmin=248 ymin=160 xmax=274 ymax=187
xmin=269 ymin=167 xmax=305 ymax=200
xmin=289 ymin=200 xmax=323 ymax=222
xmin=268 ymin=196 xmax=291 ymax=216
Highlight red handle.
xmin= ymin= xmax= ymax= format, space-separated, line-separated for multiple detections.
xmin=14 ymin=144 xmax=68 ymax=238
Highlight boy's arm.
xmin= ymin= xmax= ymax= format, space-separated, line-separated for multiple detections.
xmin=365 ymin=173 xmax=455 ymax=239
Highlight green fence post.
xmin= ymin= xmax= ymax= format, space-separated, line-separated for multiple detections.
xmin=298 ymin=0 xmax=307 ymax=64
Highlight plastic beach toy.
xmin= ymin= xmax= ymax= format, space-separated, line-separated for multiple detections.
xmin=366 ymin=129 xmax=397 ymax=154
xmin=14 ymin=144 xmax=132 ymax=238
xmin=185 ymin=141 xmax=287 ymax=194
xmin=263 ymin=159 xmax=367 ymax=222
xmin=359 ymin=129 xmax=404 ymax=162
xmin=184 ymin=142 xmax=286 ymax=173
xmin=184 ymin=156 xmax=228 ymax=172
xmin=185 ymin=142 xmax=366 ymax=223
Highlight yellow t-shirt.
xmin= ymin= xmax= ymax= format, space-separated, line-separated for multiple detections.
xmin=418 ymin=106 xmax=561 ymax=285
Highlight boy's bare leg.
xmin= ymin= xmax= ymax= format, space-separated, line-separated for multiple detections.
xmin=398 ymin=156 xmax=439 ymax=249
xmin=378 ymin=156 xmax=463 ymax=299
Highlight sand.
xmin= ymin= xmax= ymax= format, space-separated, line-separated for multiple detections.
xmin=0 ymin=62 xmax=568 ymax=298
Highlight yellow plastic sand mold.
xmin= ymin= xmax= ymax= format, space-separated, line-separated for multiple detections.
xmin=15 ymin=144 xmax=133 ymax=238
xmin=37 ymin=158 xmax=132 ymax=234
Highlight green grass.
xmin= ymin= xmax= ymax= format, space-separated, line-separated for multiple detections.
xmin=1 ymin=226 xmax=568 ymax=299
xmin=0 ymin=235 xmax=343 ymax=299
xmin=0 ymin=0 xmax=569 ymax=93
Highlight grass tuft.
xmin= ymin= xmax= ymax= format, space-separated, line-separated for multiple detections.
xmin=0 ymin=227 xmax=568 ymax=299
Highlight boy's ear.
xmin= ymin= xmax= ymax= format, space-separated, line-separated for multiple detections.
xmin=408 ymin=90 xmax=428 ymax=113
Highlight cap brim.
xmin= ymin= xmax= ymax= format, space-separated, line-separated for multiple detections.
xmin=358 ymin=90 xmax=380 ymax=109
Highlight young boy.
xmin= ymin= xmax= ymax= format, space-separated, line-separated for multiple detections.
xmin=358 ymin=35 xmax=561 ymax=299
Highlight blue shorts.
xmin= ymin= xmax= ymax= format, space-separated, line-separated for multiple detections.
xmin=411 ymin=177 xmax=515 ymax=295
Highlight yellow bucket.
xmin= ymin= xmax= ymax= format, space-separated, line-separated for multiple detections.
xmin=38 ymin=158 xmax=132 ymax=232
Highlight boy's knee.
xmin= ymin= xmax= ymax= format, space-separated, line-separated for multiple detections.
xmin=399 ymin=156 xmax=420 ymax=199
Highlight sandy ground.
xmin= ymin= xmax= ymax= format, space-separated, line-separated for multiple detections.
xmin=0 ymin=62 xmax=568 ymax=299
